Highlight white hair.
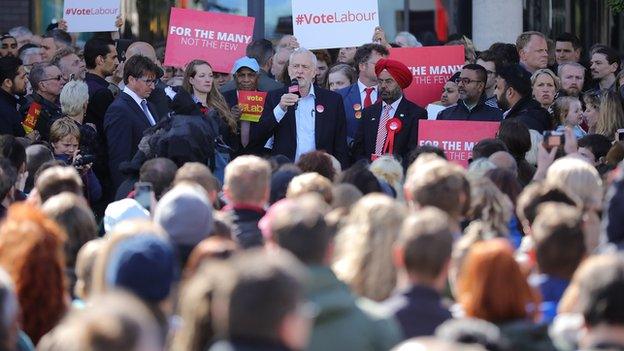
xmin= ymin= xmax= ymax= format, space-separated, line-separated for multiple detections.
xmin=289 ymin=47 xmax=317 ymax=67
xmin=60 ymin=80 xmax=89 ymax=117
xmin=8 ymin=26 xmax=32 ymax=38
xmin=394 ymin=31 xmax=422 ymax=47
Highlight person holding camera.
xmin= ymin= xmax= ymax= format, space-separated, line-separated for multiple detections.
xmin=49 ymin=117 xmax=101 ymax=204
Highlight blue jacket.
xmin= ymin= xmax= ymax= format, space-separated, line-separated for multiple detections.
xmin=381 ymin=284 xmax=451 ymax=338
xmin=337 ymin=83 xmax=365 ymax=144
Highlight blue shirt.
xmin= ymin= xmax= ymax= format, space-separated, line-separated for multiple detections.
xmin=272 ymin=84 xmax=317 ymax=161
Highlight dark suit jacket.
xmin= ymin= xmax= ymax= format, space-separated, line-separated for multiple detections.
xmin=381 ymin=285 xmax=452 ymax=338
xmin=0 ymin=89 xmax=25 ymax=137
xmin=251 ymin=85 xmax=349 ymax=167
xmin=148 ymin=79 xmax=171 ymax=120
xmin=103 ymin=92 xmax=160 ymax=189
xmin=337 ymin=83 xmax=363 ymax=142
xmin=220 ymin=69 xmax=283 ymax=93
xmin=353 ymin=97 xmax=427 ymax=166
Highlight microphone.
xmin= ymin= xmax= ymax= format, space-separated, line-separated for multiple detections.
xmin=288 ymin=79 xmax=300 ymax=110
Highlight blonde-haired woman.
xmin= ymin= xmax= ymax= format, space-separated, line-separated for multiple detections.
xmin=369 ymin=156 xmax=404 ymax=199
xmin=333 ymin=194 xmax=407 ymax=301
xmin=546 ymin=157 xmax=603 ymax=252
xmin=531 ymin=68 xmax=560 ymax=110
xmin=595 ymin=90 xmax=624 ymax=141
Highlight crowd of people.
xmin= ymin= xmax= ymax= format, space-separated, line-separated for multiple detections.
xmin=0 ymin=12 xmax=624 ymax=351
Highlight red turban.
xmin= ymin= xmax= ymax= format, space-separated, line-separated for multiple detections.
xmin=374 ymin=58 xmax=413 ymax=89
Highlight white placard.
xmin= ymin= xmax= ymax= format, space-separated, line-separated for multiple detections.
xmin=63 ymin=0 xmax=120 ymax=33
xmin=292 ymin=0 xmax=379 ymax=49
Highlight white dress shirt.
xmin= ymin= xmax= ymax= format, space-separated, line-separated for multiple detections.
xmin=272 ymin=84 xmax=317 ymax=161
xmin=123 ymin=86 xmax=156 ymax=126
xmin=358 ymin=79 xmax=378 ymax=106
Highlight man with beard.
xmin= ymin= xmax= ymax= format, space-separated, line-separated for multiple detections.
xmin=353 ymin=58 xmax=427 ymax=165
xmin=495 ymin=64 xmax=552 ymax=133
xmin=252 ymin=48 xmax=348 ymax=167
xmin=0 ymin=57 xmax=27 ymax=136
xmin=558 ymin=62 xmax=585 ymax=97
xmin=84 ymin=37 xmax=119 ymax=134
xmin=589 ymin=45 xmax=619 ymax=93
xmin=0 ymin=35 xmax=18 ymax=58
xmin=438 ymin=64 xmax=503 ymax=121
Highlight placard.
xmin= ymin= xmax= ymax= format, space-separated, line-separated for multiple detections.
xmin=164 ymin=8 xmax=255 ymax=73
xmin=417 ymin=120 xmax=500 ymax=167
xmin=63 ymin=0 xmax=120 ymax=32
xmin=238 ymin=91 xmax=267 ymax=123
xmin=389 ymin=46 xmax=464 ymax=107
xmin=292 ymin=0 xmax=379 ymax=49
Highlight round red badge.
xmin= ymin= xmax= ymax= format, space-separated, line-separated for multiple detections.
xmin=316 ymin=104 xmax=325 ymax=113
xmin=355 ymin=111 xmax=362 ymax=119
xmin=353 ymin=103 xmax=362 ymax=111
xmin=386 ymin=118 xmax=403 ymax=132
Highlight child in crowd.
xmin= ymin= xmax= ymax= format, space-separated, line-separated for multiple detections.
xmin=552 ymin=96 xmax=586 ymax=139
xmin=49 ymin=118 xmax=102 ymax=204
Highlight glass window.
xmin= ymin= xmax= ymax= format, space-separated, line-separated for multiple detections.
xmin=265 ymin=0 xmax=292 ymax=40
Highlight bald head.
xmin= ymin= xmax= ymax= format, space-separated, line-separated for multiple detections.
xmin=125 ymin=42 xmax=158 ymax=64
xmin=488 ymin=151 xmax=518 ymax=176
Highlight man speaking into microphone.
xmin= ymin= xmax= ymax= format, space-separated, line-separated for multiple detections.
xmin=353 ymin=58 xmax=427 ymax=166
xmin=251 ymin=48 xmax=348 ymax=167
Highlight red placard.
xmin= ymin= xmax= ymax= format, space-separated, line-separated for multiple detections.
xmin=417 ymin=120 xmax=500 ymax=167
xmin=164 ymin=8 xmax=255 ymax=73
xmin=389 ymin=46 xmax=464 ymax=107
xmin=238 ymin=91 xmax=267 ymax=122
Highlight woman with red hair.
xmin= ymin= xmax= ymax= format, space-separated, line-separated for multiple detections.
xmin=456 ymin=239 xmax=554 ymax=349
xmin=0 ymin=203 xmax=68 ymax=344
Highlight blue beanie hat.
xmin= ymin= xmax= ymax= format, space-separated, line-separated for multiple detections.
xmin=105 ymin=235 xmax=175 ymax=302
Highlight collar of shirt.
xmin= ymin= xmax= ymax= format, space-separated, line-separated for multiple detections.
xmin=357 ymin=79 xmax=376 ymax=94
xmin=123 ymin=86 xmax=147 ymax=109
xmin=302 ymin=83 xmax=316 ymax=100
xmin=382 ymin=96 xmax=402 ymax=113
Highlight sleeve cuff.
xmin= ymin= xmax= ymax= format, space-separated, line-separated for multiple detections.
xmin=273 ymin=105 xmax=286 ymax=123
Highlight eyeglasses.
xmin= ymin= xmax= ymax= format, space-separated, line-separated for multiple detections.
xmin=458 ymin=78 xmax=483 ymax=85
xmin=41 ymin=75 xmax=64 ymax=82
xmin=137 ymin=77 xmax=156 ymax=86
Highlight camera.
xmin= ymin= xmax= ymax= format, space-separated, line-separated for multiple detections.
xmin=543 ymin=131 xmax=564 ymax=150
xmin=73 ymin=154 xmax=96 ymax=167
xmin=617 ymin=128 xmax=624 ymax=141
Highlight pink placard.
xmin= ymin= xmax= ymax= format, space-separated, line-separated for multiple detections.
xmin=417 ymin=120 xmax=500 ymax=167
xmin=389 ymin=46 xmax=464 ymax=107
xmin=164 ymin=8 xmax=255 ymax=73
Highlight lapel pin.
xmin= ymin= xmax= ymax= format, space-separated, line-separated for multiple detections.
xmin=353 ymin=103 xmax=362 ymax=111
xmin=316 ymin=104 xmax=325 ymax=113
xmin=355 ymin=111 xmax=362 ymax=119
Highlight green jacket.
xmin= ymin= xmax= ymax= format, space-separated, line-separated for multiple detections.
xmin=305 ymin=266 xmax=402 ymax=351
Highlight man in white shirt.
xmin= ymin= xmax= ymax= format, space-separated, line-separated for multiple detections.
xmin=252 ymin=48 xmax=348 ymax=167
xmin=336 ymin=44 xmax=389 ymax=145
xmin=103 ymin=55 xmax=160 ymax=189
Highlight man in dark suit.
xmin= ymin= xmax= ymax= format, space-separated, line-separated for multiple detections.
xmin=104 ymin=55 xmax=161 ymax=190
xmin=125 ymin=41 xmax=171 ymax=118
xmin=381 ymin=209 xmax=454 ymax=338
xmin=252 ymin=48 xmax=348 ymax=167
xmin=353 ymin=58 xmax=426 ymax=166
xmin=0 ymin=56 xmax=27 ymax=137
xmin=337 ymin=44 xmax=389 ymax=145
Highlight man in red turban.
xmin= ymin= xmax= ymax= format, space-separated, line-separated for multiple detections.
xmin=352 ymin=58 xmax=427 ymax=167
